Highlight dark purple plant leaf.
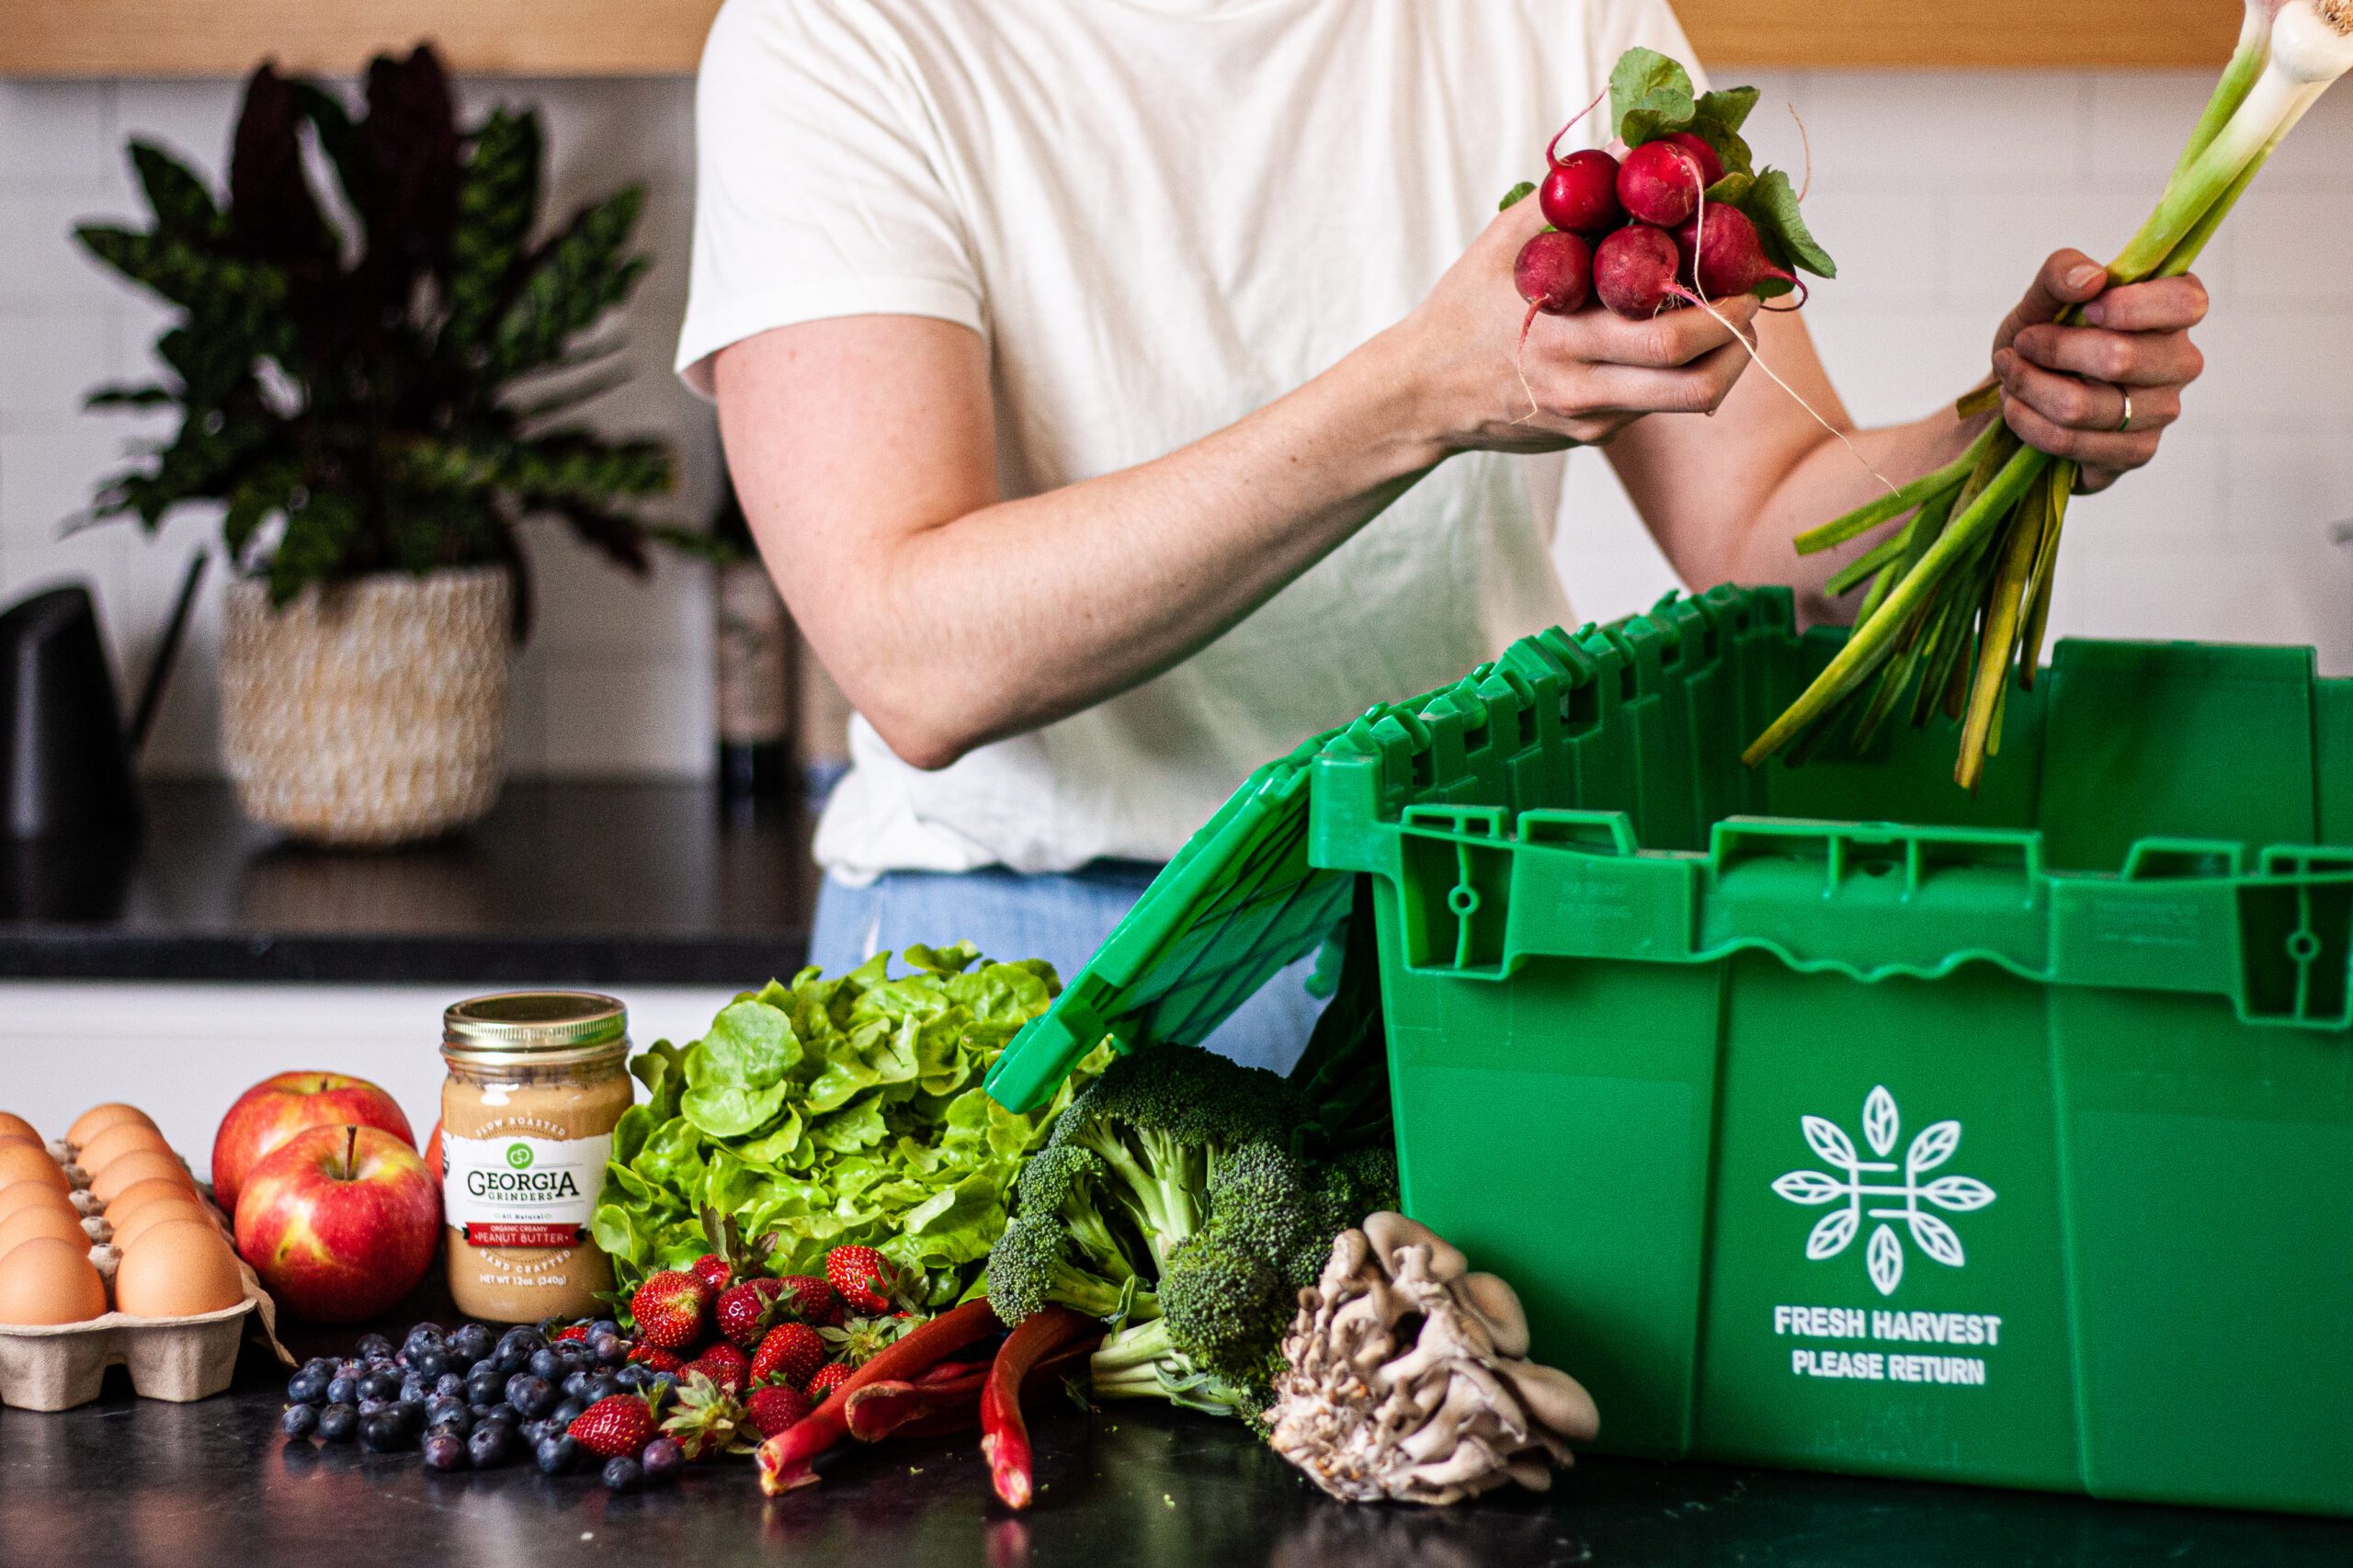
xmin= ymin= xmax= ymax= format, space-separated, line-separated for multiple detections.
xmin=228 ymin=63 xmax=331 ymax=266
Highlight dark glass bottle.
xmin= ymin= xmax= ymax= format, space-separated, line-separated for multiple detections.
xmin=711 ymin=479 xmax=790 ymax=810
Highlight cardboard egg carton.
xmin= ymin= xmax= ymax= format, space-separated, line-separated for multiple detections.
xmin=0 ymin=1155 xmax=292 ymax=1412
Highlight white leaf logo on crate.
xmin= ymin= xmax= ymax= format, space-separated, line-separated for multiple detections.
xmin=1771 ymin=1085 xmax=1997 ymax=1297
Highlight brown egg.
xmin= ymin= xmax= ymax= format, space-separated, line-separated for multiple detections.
xmin=0 ymin=1112 xmax=40 ymax=1142
xmin=0 ymin=1143 xmax=69 ymax=1195
xmin=106 ymin=1176 xmax=202 ymax=1222
xmin=110 ymin=1197 xmax=212 ymax=1250
xmin=66 ymin=1103 xmax=153 ymax=1150
xmin=115 ymin=1218 xmax=243 ymax=1317
xmin=0 ymin=1235 xmax=108 ymax=1324
xmin=0 ymin=1202 xmax=86 ymax=1255
xmin=0 ymin=1180 xmax=76 ymax=1222
xmin=77 ymin=1121 xmax=175 ymax=1177
xmin=88 ymin=1150 xmax=191 ymax=1206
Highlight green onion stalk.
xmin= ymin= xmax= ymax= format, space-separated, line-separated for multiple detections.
xmin=1745 ymin=0 xmax=2353 ymax=788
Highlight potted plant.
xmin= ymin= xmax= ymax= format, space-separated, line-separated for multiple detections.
xmin=75 ymin=46 xmax=674 ymax=846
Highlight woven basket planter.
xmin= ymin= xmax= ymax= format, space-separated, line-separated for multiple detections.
xmin=221 ymin=567 xmax=513 ymax=847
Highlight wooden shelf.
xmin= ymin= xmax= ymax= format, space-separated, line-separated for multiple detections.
xmin=0 ymin=0 xmax=2239 ymax=77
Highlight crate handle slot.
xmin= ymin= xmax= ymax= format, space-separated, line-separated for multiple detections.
xmin=1709 ymin=819 xmax=2043 ymax=903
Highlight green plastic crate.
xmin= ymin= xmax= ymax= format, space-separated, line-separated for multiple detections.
xmin=985 ymin=585 xmax=2353 ymax=1515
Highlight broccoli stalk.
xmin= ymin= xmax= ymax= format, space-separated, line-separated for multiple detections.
xmin=1087 ymin=1315 xmax=1265 ymax=1422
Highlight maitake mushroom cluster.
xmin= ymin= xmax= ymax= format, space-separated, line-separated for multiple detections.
xmin=1265 ymin=1211 xmax=1597 ymax=1506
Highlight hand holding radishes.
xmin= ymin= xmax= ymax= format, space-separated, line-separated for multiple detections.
xmin=1399 ymin=197 xmax=1760 ymax=452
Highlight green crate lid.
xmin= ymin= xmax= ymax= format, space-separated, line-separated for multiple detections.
xmin=982 ymin=728 xmax=1358 ymax=1113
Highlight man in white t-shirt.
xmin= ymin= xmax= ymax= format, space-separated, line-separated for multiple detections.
xmin=677 ymin=0 xmax=2208 ymax=1069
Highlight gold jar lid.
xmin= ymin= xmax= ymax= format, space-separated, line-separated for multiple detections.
xmin=443 ymin=992 xmax=628 ymax=1067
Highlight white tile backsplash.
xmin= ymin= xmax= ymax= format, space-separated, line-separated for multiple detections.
xmin=0 ymin=65 xmax=2347 ymax=784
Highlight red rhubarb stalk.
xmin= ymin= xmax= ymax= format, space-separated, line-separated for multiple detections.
xmin=755 ymin=1298 xmax=1002 ymax=1494
xmin=847 ymin=1339 xmax=1096 ymax=1443
xmin=981 ymin=1305 xmax=1101 ymax=1510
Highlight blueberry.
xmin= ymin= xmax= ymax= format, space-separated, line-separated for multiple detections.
xmin=518 ymin=1418 xmax=550 ymax=1446
xmin=465 ymin=1367 xmax=504 ymax=1404
xmin=425 ymin=1397 xmax=470 ymax=1431
xmin=480 ymin=1403 xmax=523 ymax=1428
xmin=555 ymin=1339 xmax=590 ymax=1370
xmin=422 ymin=1433 xmax=470 ymax=1472
xmin=286 ymin=1369 xmax=330 ymax=1405
xmin=560 ymin=1370 xmax=591 ymax=1403
xmin=535 ymin=1434 xmax=580 ymax=1476
xmin=505 ymin=1374 xmax=555 ymax=1418
xmin=355 ymin=1333 xmax=394 ymax=1361
xmin=467 ymin=1423 xmax=518 ymax=1470
xmin=588 ymin=1334 xmax=628 ymax=1368
xmin=404 ymin=1322 xmax=445 ymax=1353
xmin=433 ymin=1372 xmax=465 ymax=1402
xmin=359 ymin=1369 xmax=402 ymax=1403
xmin=588 ymin=1319 xmax=619 ymax=1340
xmin=600 ymin=1456 xmax=645 ymax=1494
xmin=616 ymin=1365 xmax=652 ymax=1392
xmin=398 ymin=1376 xmax=430 ymax=1406
xmin=582 ymin=1374 xmax=622 ymax=1404
xmin=358 ymin=1398 xmax=393 ymax=1419
xmin=325 ymin=1375 xmax=359 ymax=1406
xmin=280 ymin=1403 xmax=319 ymax=1438
xmin=409 ymin=1347 xmax=451 ymax=1381
xmin=468 ymin=1402 xmax=499 ymax=1425
xmin=492 ymin=1346 xmax=530 ymax=1380
xmin=335 ymin=1358 xmax=365 ymax=1380
xmin=449 ymin=1323 xmax=494 ymax=1367
xmin=528 ymin=1346 xmax=563 ymax=1381
xmin=549 ymin=1398 xmax=584 ymax=1431
xmin=315 ymin=1403 xmax=358 ymax=1443
xmin=639 ymin=1437 xmax=684 ymax=1486
xmin=500 ymin=1325 xmax=544 ymax=1354
xmin=358 ymin=1410 xmax=411 ymax=1452
xmin=647 ymin=1371 xmax=680 ymax=1402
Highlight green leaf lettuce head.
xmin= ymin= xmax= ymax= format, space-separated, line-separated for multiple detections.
xmin=592 ymin=944 xmax=1109 ymax=1307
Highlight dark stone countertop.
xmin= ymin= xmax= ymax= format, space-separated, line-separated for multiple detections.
xmin=3 ymin=1339 xmax=2348 ymax=1568
xmin=0 ymin=780 xmax=814 ymax=985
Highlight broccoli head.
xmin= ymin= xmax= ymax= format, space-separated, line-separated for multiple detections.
xmin=1047 ymin=1043 xmax=1306 ymax=1269
xmin=984 ymin=1143 xmax=1154 ymax=1325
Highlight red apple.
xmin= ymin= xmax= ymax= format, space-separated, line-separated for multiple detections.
xmin=211 ymin=1071 xmax=415 ymax=1210
xmin=233 ymin=1125 xmax=439 ymax=1324
xmin=423 ymin=1119 xmax=442 ymax=1179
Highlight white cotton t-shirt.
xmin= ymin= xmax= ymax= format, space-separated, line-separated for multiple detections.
xmin=679 ymin=0 xmax=1700 ymax=883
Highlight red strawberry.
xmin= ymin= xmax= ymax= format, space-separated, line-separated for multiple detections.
xmin=745 ymin=1381 xmax=813 ymax=1438
xmin=775 ymin=1274 xmax=843 ymax=1327
xmin=568 ymin=1393 xmax=657 ymax=1459
xmin=551 ymin=1324 xmax=590 ymax=1343
xmin=716 ymin=1278 xmax=784 ymax=1348
xmin=805 ymin=1362 xmax=853 ymax=1403
xmin=824 ymin=1245 xmax=900 ymax=1315
xmin=687 ymin=1342 xmax=749 ymax=1396
xmin=626 ymin=1345 xmax=685 ymax=1374
xmin=630 ymin=1270 xmax=712 ymax=1351
xmin=750 ymin=1323 xmax=826 ymax=1390
xmin=688 ymin=1253 xmax=733 ymax=1294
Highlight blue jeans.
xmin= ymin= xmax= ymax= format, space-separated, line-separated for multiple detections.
xmin=809 ymin=864 xmax=1325 ymax=1076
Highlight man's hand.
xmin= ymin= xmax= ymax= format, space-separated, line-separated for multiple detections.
xmin=1991 ymin=249 xmax=2209 ymax=494
xmin=1394 ymin=196 xmax=1760 ymax=454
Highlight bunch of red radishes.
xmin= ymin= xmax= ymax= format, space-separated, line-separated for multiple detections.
xmin=1509 ymin=48 xmax=1835 ymax=335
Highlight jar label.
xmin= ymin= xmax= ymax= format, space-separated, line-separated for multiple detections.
xmin=442 ymin=1131 xmax=612 ymax=1248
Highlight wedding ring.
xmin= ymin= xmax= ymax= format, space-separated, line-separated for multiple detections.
xmin=2115 ymin=388 xmax=2134 ymax=433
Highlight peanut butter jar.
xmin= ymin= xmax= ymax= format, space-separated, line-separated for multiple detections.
xmin=439 ymin=993 xmax=632 ymax=1324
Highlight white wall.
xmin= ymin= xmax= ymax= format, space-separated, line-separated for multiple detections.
xmin=4 ymin=67 xmax=2351 ymax=783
